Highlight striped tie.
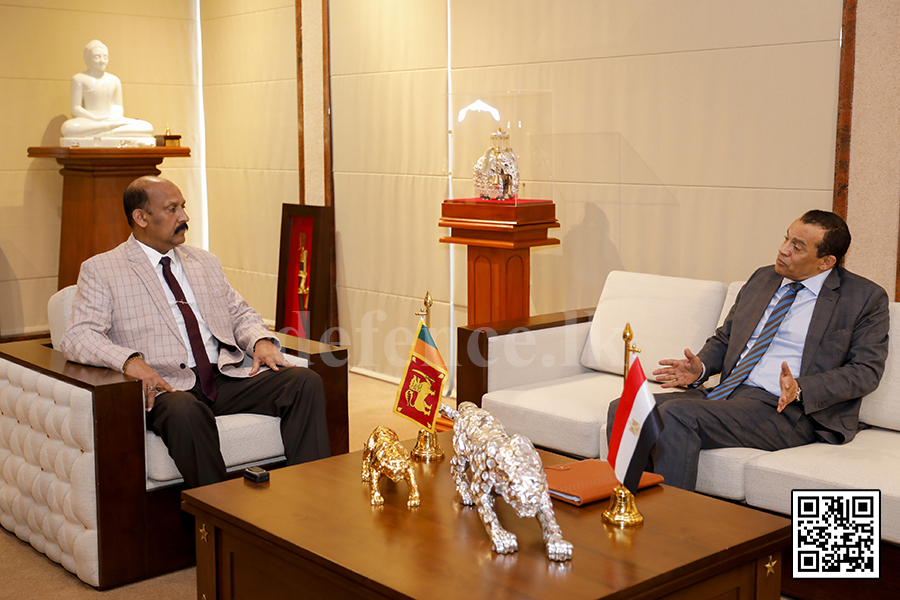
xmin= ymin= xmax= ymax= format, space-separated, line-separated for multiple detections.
xmin=706 ymin=281 xmax=802 ymax=402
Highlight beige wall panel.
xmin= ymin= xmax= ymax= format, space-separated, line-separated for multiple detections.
xmin=222 ymin=267 xmax=279 ymax=323
xmin=844 ymin=0 xmax=900 ymax=295
xmin=301 ymin=0 xmax=326 ymax=206
xmin=0 ymin=277 xmax=58 ymax=336
xmin=125 ymin=83 xmax=203 ymax=152
xmin=0 ymin=218 xmax=61 ymax=282
xmin=0 ymin=170 xmax=61 ymax=218
xmin=334 ymin=173 xmax=450 ymax=300
xmin=337 ymin=286 xmax=453 ymax=379
xmin=330 ymin=0 xmax=447 ymax=75
xmin=527 ymin=185 xmax=831 ymax=316
xmin=529 ymin=185 xmax=625 ymax=315
xmin=0 ymin=6 xmax=195 ymax=84
xmin=2 ymin=1 xmax=194 ymax=19
xmin=450 ymin=0 xmax=840 ymax=68
xmin=0 ymin=171 xmax=63 ymax=281
xmin=331 ymin=70 xmax=448 ymax=176
xmin=451 ymin=41 xmax=839 ymax=191
xmin=203 ymin=81 xmax=299 ymax=170
xmin=205 ymin=168 xmax=299 ymax=273
xmin=162 ymin=167 xmax=205 ymax=249
xmin=1 ymin=80 xmax=71 ymax=170
xmin=612 ymin=187 xmax=829 ymax=282
xmin=201 ymin=5 xmax=296 ymax=85
xmin=201 ymin=0 xmax=291 ymax=21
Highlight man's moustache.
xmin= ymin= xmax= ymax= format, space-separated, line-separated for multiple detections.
xmin=175 ymin=223 xmax=189 ymax=234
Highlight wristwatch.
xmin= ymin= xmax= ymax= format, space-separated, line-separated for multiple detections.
xmin=794 ymin=387 xmax=802 ymax=404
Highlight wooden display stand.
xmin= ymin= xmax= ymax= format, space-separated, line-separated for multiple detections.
xmin=28 ymin=146 xmax=191 ymax=289
xmin=439 ymin=198 xmax=559 ymax=325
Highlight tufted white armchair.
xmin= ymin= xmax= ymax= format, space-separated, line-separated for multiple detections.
xmin=0 ymin=287 xmax=348 ymax=588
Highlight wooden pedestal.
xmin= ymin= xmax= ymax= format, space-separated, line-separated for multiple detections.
xmin=439 ymin=199 xmax=559 ymax=325
xmin=28 ymin=146 xmax=191 ymax=289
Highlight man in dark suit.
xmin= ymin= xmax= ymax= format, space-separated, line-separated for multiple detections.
xmin=608 ymin=210 xmax=889 ymax=491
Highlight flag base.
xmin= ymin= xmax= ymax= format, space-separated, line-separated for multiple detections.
xmin=602 ymin=485 xmax=644 ymax=527
xmin=411 ymin=429 xmax=445 ymax=462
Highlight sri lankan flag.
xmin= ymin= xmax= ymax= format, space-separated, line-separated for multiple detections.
xmin=393 ymin=319 xmax=447 ymax=431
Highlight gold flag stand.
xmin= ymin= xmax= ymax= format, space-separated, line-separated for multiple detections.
xmin=603 ymin=323 xmax=644 ymax=528
xmin=411 ymin=291 xmax=445 ymax=462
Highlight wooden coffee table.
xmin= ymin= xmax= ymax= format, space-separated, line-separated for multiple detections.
xmin=182 ymin=433 xmax=789 ymax=599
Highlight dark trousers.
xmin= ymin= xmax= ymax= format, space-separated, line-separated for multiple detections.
xmin=606 ymin=384 xmax=816 ymax=491
xmin=146 ymin=366 xmax=330 ymax=488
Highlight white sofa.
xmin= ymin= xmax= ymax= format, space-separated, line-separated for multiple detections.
xmin=0 ymin=287 xmax=349 ymax=588
xmin=457 ymin=270 xmax=900 ymax=549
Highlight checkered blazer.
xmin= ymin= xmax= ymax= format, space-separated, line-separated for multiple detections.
xmin=61 ymin=235 xmax=276 ymax=390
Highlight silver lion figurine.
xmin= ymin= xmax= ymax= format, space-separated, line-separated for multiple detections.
xmin=440 ymin=402 xmax=573 ymax=561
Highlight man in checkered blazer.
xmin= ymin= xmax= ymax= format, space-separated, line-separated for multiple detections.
xmin=62 ymin=176 xmax=330 ymax=487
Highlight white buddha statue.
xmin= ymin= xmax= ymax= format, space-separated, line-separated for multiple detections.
xmin=60 ymin=40 xmax=155 ymax=147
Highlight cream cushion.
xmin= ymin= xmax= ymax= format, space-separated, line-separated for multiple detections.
xmin=145 ymin=414 xmax=284 ymax=486
xmin=581 ymin=271 xmax=727 ymax=381
xmin=744 ymin=428 xmax=900 ymax=544
xmin=484 ymin=373 xmax=667 ymax=459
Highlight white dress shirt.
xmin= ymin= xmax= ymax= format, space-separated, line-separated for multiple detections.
xmin=137 ymin=241 xmax=220 ymax=367
xmin=742 ymin=269 xmax=831 ymax=396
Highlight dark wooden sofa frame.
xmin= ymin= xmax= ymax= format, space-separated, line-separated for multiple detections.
xmin=0 ymin=332 xmax=347 ymax=589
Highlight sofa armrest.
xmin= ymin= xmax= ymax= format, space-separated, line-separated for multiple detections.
xmin=457 ymin=309 xmax=595 ymax=406
xmin=0 ymin=338 xmax=151 ymax=588
xmin=273 ymin=332 xmax=349 ymax=455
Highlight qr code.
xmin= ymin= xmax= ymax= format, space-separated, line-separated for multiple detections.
xmin=792 ymin=490 xmax=879 ymax=578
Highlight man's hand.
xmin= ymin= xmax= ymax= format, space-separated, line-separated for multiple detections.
xmin=124 ymin=357 xmax=176 ymax=412
xmin=777 ymin=361 xmax=800 ymax=413
xmin=250 ymin=338 xmax=291 ymax=376
xmin=653 ymin=348 xmax=703 ymax=388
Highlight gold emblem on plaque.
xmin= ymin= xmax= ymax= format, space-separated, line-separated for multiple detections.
xmin=199 ymin=523 xmax=209 ymax=542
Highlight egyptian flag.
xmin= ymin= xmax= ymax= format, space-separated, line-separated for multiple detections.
xmin=393 ymin=319 xmax=448 ymax=431
xmin=607 ymin=357 xmax=664 ymax=495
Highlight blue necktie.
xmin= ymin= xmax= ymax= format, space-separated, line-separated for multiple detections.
xmin=706 ymin=281 xmax=803 ymax=401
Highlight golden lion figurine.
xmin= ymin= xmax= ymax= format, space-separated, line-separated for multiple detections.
xmin=361 ymin=426 xmax=420 ymax=508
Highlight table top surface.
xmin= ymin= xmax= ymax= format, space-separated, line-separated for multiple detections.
xmin=182 ymin=432 xmax=789 ymax=600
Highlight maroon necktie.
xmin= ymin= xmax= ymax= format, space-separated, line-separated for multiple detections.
xmin=159 ymin=256 xmax=218 ymax=401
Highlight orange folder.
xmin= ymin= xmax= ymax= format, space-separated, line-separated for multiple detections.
xmin=544 ymin=459 xmax=664 ymax=506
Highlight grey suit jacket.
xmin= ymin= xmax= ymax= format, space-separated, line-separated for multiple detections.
xmin=697 ymin=265 xmax=889 ymax=444
xmin=62 ymin=235 xmax=278 ymax=391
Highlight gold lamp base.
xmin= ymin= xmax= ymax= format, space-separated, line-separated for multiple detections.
xmin=411 ymin=429 xmax=444 ymax=462
xmin=602 ymin=485 xmax=644 ymax=527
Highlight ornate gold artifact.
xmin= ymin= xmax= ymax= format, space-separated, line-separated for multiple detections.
xmin=297 ymin=232 xmax=310 ymax=334
xmin=361 ymin=426 xmax=420 ymax=508
xmin=440 ymin=402 xmax=573 ymax=561
xmin=473 ymin=129 xmax=520 ymax=200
